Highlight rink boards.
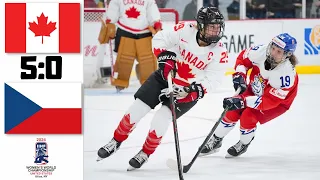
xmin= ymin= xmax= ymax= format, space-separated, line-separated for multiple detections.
xmin=84 ymin=18 xmax=320 ymax=82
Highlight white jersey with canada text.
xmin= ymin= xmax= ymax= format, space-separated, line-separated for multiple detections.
xmin=152 ymin=22 xmax=229 ymax=93
xmin=105 ymin=0 xmax=161 ymax=34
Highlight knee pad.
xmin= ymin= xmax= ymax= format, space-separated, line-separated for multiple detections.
xmin=111 ymin=37 xmax=136 ymax=88
xmin=135 ymin=37 xmax=157 ymax=85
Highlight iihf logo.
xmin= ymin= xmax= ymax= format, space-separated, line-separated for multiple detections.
xmin=34 ymin=141 xmax=49 ymax=165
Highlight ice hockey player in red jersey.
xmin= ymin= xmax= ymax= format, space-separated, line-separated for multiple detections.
xmin=98 ymin=0 xmax=162 ymax=91
xmin=96 ymin=7 xmax=229 ymax=170
xmin=200 ymin=33 xmax=299 ymax=158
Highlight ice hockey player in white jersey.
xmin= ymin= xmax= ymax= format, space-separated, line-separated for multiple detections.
xmin=96 ymin=7 xmax=229 ymax=170
xmin=97 ymin=0 xmax=162 ymax=91
xmin=200 ymin=33 xmax=299 ymax=158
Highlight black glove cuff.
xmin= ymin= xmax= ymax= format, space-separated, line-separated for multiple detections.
xmin=184 ymin=82 xmax=204 ymax=100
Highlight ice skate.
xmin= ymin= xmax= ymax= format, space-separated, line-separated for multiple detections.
xmin=127 ymin=150 xmax=149 ymax=171
xmin=225 ymin=139 xmax=253 ymax=158
xmin=199 ymin=134 xmax=223 ymax=156
xmin=96 ymin=138 xmax=122 ymax=162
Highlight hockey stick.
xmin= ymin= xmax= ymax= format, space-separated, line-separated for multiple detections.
xmin=100 ymin=2 xmax=115 ymax=82
xmin=108 ymin=38 xmax=115 ymax=82
xmin=104 ymin=3 xmax=115 ymax=82
xmin=96 ymin=16 xmax=115 ymax=86
xmin=167 ymin=71 xmax=184 ymax=180
xmin=167 ymin=88 xmax=241 ymax=173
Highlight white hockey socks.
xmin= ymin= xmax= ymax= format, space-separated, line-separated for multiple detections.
xmin=114 ymin=98 xmax=151 ymax=142
xmin=143 ymin=105 xmax=172 ymax=155
xmin=240 ymin=127 xmax=256 ymax=145
xmin=214 ymin=117 xmax=237 ymax=138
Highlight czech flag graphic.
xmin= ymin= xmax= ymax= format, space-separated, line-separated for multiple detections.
xmin=4 ymin=82 xmax=82 ymax=134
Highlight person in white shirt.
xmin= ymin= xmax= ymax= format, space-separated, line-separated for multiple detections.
xmin=98 ymin=0 xmax=163 ymax=91
xmin=97 ymin=7 xmax=229 ymax=171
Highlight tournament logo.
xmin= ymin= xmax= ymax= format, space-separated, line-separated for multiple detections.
xmin=304 ymin=25 xmax=320 ymax=55
xmin=34 ymin=141 xmax=49 ymax=165
xmin=26 ymin=138 xmax=56 ymax=178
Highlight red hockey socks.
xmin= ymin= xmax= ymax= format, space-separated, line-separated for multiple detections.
xmin=142 ymin=130 xmax=163 ymax=155
xmin=114 ymin=114 xmax=135 ymax=142
xmin=113 ymin=99 xmax=152 ymax=142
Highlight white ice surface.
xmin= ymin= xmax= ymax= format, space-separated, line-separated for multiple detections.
xmin=84 ymin=75 xmax=320 ymax=180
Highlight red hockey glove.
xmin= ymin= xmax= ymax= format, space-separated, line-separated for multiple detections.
xmin=157 ymin=51 xmax=177 ymax=80
xmin=153 ymin=21 xmax=162 ymax=32
xmin=176 ymin=82 xmax=204 ymax=103
xmin=223 ymin=95 xmax=246 ymax=110
xmin=232 ymin=72 xmax=247 ymax=94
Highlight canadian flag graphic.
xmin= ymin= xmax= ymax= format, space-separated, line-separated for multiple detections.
xmin=5 ymin=3 xmax=80 ymax=53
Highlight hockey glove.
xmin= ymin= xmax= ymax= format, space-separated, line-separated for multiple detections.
xmin=232 ymin=72 xmax=247 ymax=94
xmin=157 ymin=51 xmax=177 ymax=80
xmin=223 ymin=96 xmax=245 ymax=110
xmin=158 ymin=84 xmax=188 ymax=102
xmin=176 ymin=82 xmax=204 ymax=103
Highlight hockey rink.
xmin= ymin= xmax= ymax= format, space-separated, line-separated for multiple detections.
xmin=84 ymin=75 xmax=320 ymax=180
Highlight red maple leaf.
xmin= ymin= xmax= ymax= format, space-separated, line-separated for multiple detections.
xmin=28 ymin=13 xmax=57 ymax=44
xmin=153 ymin=48 xmax=166 ymax=57
xmin=176 ymin=61 xmax=195 ymax=80
xmin=125 ymin=6 xmax=140 ymax=19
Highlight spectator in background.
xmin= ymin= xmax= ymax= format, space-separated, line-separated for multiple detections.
xmin=203 ymin=0 xmax=219 ymax=8
xmin=182 ymin=0 xmax=219 ymax=20
xmin=219 ymin=0 xmax=233 ymax=20
xmin=310 ymin=0 xmax=320 ymax=17
xmin=250 ymin=0 xmax=267 ymax=18
xmin=156 ymin=0 xmax=169 ymax=8
xmin=305 ymin=0 xmax=315 ymax=17
xmin=246 ymin=0 xmax=254 ymax=18
xmin=227 ymin=0 xmax=240 ymax=20
xmin=183 ymin=0 xmax=197 ymax=20
xmin=226 ymin=0 xmax=252 ymax=20
xmin=267 ymin=0 xmax=296 ymax=18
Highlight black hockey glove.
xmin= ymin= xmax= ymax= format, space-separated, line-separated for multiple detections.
xmin=157 ymin=51 xmax=177 ymax=80
xmin=176 ymin=82 xmax=204 ymax=103
xmin=232 ymin=72 xmax=247 ymax=94
xmin=223 ymin=96 xmax=245 ymax=110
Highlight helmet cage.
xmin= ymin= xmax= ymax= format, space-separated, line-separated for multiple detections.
xmin=266 ymin=42 xmax=292 ymax=69
xmin=197 ymin=19 xmax=225 ymax=44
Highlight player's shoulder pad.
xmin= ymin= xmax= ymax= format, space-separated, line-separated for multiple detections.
xmin=185 ymin=22 xmax=198 ymax=33
xmin=207 ymin=42 xmax=228 ymax=60
xmin=269 ymin=60 xmax=296 ymax=89
xmin=174 ymin=22 xmax=197 ymax=34
xmin=216 ymin=41 xmax=228 ymax=52
xmin=187 ymin=22 xmax=197 ymax=29
xmin=206 ymin=42 xmax=229 ymax=67
xmin=282 ymin=59 xmax=297 ymax=79
xmin=246 ymin=44 xmax=268 ymax=62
